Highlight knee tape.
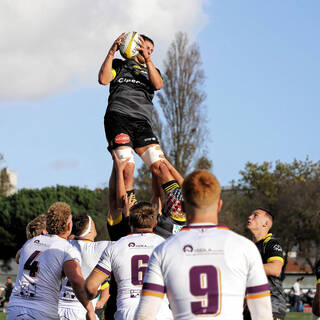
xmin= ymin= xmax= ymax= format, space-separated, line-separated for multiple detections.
xmin=141 ymin=145 xmax=164 ymax=167
xmin=115 ymin=148 xmax=135 ymax=164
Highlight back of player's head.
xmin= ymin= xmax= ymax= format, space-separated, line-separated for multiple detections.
xmin=182 ymin=170 xmax=221 ymax=209
xmin=72 ymin=212 xmax=90 ymax=236
xmin=26 ymin=214 xmax=46 ymax=239
xmin=46 ymin=202 xmax=71 ymax=235
xmin=140 ymin=34 xmax=154 ymax=46
xmin=129 ymin=201 xmax=157 ymax=229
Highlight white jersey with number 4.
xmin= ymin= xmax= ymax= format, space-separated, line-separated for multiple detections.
xmin=137 ymin=224 xmax=272 ymax=320
xmin=94 ymin=232 xmax=173 ymax=320
xmin=59 ymin=239 xmax=110 ymax=313
xmin=8 ymin=234 xmax=81 ymax=318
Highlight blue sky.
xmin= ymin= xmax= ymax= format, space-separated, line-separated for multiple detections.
xmin=1 ymin=0 xmax=319 ymax=190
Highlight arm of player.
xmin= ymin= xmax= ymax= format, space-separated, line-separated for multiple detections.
xmin=85 ymin=268 xmax=108 ymax=301
xmin=162 ymin=158 xmax=184 ymax=187
xmin=112 ymin=150 xmax=130 ymax=212
xmin=246 ymin=243 xmax=273 ymax=320
xmin=263 ymin=259 xmax=283 ymax=277
xmin=137 ymin=36 xmax=162 ymax=90
xmin=63 ymin=260 xmax=96 ymax=319
xmin=95 ymin=283 xmax=110 ymax=311
xmin=99 ymin=33 xmax=125 ymax=85
xmin=135 ymin=295 xmax=163 ymax=320
xmin=247 ymin=295 xmax=273 ymax=320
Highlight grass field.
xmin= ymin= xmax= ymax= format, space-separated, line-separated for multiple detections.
xmin=0 ymin=312 xmax=312 ymax=319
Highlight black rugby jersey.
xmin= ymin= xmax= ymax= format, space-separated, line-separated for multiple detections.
xmin=256 ymin=233 xmax=287 ymax=316
xmin=107 ymin=58 xmax=161 ymax=125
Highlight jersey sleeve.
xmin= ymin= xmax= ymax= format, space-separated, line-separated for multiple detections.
xmin=245 ymin=242 xmax=273 ymax=320
xmin=245 ymin=242 xmax=270 ymax=301
xmin=93 ymin=244 xmax=113 ymax=279
xmin=107 ymin=214 xmax=131 ymax=241
xmin=135 ymin=246 xmax=165 ymax=319
xmin=64 ymin=243 xmax=81 ymax=264
xmin=264 ymin=239 xmax=284 ymax=264
xmin=111 ymin=58 xmax=123 ymax=79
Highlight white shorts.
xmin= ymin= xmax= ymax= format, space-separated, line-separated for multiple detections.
xmin=58 ymin=307 xmax=99 ymax=320
xmin=7 ymin=306 xmax=59 ymax=320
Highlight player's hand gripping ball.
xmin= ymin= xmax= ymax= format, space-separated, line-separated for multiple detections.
xmin=119 ymin=31 xmax=140 ymax=59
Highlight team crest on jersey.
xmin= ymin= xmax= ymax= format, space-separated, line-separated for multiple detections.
xmin=128 ymin=242 xmax=135 ymax=247
xmin=115 ymin=133 xmax=130 ymax=144
xmin=183 ymin=245 xmax=193 ymax=253
xmin=272 ymin=244 xmax=282 ymax=252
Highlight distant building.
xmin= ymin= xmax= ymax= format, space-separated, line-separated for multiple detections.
xmin=0 ymin=167 xmax=17 ymax=196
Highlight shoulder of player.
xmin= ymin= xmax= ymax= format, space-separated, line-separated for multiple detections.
xmin=264 ymin=237 xmax=283 ymax=252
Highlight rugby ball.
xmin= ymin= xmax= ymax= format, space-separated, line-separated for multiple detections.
xmin=119 ymin=31 xmax=140 ymax=59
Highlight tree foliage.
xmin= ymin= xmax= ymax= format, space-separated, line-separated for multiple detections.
xmin=219 ymin=158 xmax=320 ymax=271
xmin=156 ymin=32 xmax=208 ymax=176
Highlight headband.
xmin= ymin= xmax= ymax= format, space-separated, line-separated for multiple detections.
xmin=79 ymin=216 xmax=92 ymax=237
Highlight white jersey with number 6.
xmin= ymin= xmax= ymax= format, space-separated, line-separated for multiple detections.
xmin=94 ymin=232 xmax=173 ymax=320
xmin=8 ymin=234 xmax=81 ymax=319
xmin=136 ymin=224 xmax=272 ymax=320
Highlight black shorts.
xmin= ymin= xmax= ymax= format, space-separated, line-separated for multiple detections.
xmin=104 ymin=111 xmax=159 ymax=150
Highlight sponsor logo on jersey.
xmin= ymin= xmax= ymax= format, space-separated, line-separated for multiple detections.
xmin=128 ymin=242 xmax=135 ymax=247
xmin=118 ymin=77 xmax=145 ymax=86
xmin=115 ymin=133 xmax=130 ymax=144
xmin=144 ymin=137 xmax=157 ymax=142
xmin=272 ymin=244 xmax=282 ymax=252
xmin=183 ymin=244 xmax=193 ymax=253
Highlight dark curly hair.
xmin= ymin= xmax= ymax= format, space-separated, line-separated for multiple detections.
xmin=72 ymin=212 xmax=90 ymax=236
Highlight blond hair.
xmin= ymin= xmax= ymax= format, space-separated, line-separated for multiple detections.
xmin=26 ymin=214 xmax=46 ymax=239
xmin=46 ymin=202 xmax=71 ymax=235
xmin=182 ymin=170 xmax=221 ymax=208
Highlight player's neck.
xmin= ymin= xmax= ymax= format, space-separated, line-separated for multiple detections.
xmin=132 ymin=227 xmax=153 ymax=233
xmin=251 ymin=229 xmax=269 ymax=243
xmin=187 ymin=211 xmax=218 ymax=225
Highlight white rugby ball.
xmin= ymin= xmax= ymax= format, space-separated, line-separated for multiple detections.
xmin=119 ymin=31 xmax=140 ymax=59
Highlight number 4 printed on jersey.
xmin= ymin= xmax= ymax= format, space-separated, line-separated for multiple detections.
xmin=24 ymin=250 xmax=42 ymax=278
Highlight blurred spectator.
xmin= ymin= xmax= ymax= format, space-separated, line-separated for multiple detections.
xmin=292 ymin=277 xmax=303 ymax=312
xmin=3 ymin=277 xmax=13 ymax=313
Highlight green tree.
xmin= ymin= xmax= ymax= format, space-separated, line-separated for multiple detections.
xmin=156 ymin=32 xmax=208 ymax=176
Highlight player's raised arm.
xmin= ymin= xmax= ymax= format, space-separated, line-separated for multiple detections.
xmin=99 ymin=33 xmax=125 ymax=85
xmin=63 ymin=260 xmax=96 ymax=320
xmin=137 ymin=36 xmax=162 ymax=90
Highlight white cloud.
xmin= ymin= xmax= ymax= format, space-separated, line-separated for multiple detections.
xmin=0 ymin=0 xmax=209 ymax=101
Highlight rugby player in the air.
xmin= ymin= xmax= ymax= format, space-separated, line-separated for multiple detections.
xmin=99 ymin=33 xmax=173 ymax=213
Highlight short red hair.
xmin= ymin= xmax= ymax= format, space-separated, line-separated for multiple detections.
xmin=182 ymin=170 xmax=221 ymax=208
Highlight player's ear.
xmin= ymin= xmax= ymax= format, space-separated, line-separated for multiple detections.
xmin=217 ymin=199 xmax=223 ymax=213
